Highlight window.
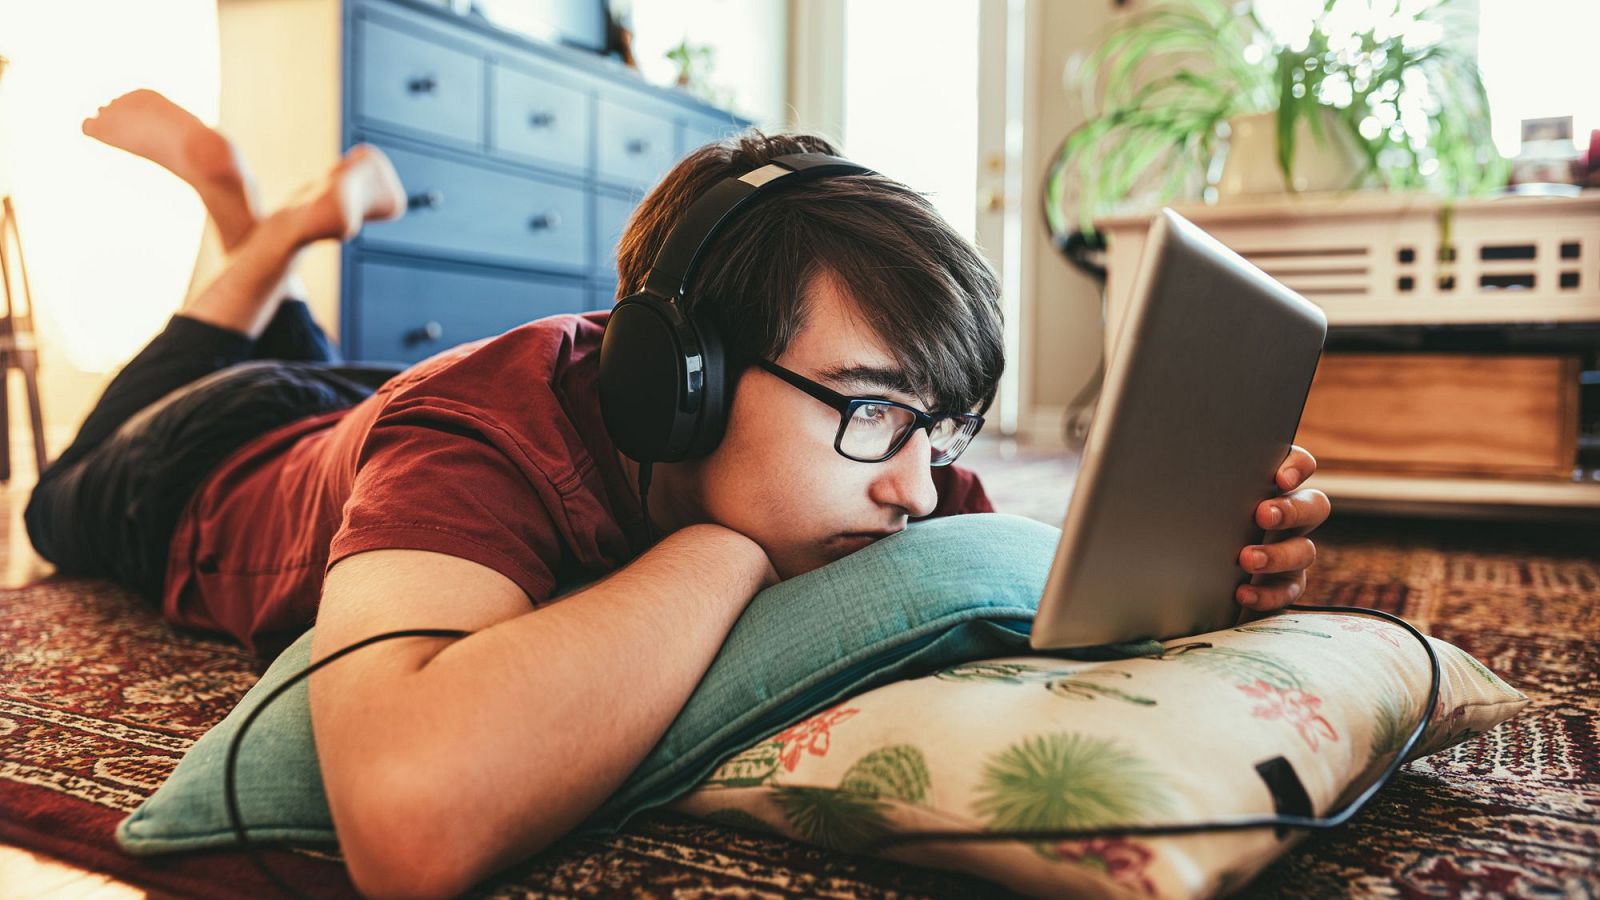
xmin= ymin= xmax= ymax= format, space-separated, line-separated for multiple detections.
xmin=1253 ymin=0 xmax=1598 ymax=159
xmin=842 ymin=1 xmax=980 ymax=242
xmin=1475 ymin=0 xmax=1598 ymax=157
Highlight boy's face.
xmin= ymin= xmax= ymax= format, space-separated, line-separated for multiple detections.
xmin=689 ymin=273 xmax=941 ymax=579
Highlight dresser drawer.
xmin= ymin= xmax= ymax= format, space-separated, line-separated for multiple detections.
xmin=591 ymin=282 xmax=619 ymax=312
xmin=596 ymin=97 xmax=676 ymax=189
xmin=490 ymin=61 xmax=590 ymax=174
xmin=356 ymin=17 xmax=483 ymax=146
xmin=352 ymin=259 xmax=586 ymax=364
xmin=595 ymin=193 xmax=636 ymax=280
xmin=359 ymin=143 xmax=590 ymax=272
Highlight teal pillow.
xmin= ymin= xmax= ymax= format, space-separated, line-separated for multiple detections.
xmin=116 ymin=513 xmax=1162 ymax=854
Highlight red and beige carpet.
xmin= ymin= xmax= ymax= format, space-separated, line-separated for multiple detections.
xmin=2 ymin=510 xmax=1597 ymax=898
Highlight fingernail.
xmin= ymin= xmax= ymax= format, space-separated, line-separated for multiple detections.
xmin=1283 ymin=468 xmax=1301 ymax=488
xmin=1240 ymin=588 xmax=1258 ymax=605
xmin=1266 ymin=505 xmax=1283 ymax=527
xmin=1245 ymin=550 xmax=1267 ymax=570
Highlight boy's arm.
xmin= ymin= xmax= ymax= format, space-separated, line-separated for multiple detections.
xmin=308 ymin=524 xmax=775 ymax=898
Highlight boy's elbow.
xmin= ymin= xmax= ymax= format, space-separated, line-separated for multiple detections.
xmin=346 ymin=853 xmax=469 ymax=899
xmin=340 ymin=812 xmax=460 ymax=896
xmin=334 ymin=765 xmax=484 ymax=897
xmin=334 ymin=762 xmax=561 ymax=898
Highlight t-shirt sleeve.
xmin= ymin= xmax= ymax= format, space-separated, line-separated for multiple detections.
xmin=326 ymin=403 xmax=562 ymax=603
xmin=923 ymin=464 xmax=996 ymax=519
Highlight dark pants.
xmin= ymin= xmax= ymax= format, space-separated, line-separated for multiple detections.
xmin=24 ymin=300 xmax=405 ymax=603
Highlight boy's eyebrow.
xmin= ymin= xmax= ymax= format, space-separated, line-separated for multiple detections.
xmin=814 ymin=363 xmax=919 ymax=399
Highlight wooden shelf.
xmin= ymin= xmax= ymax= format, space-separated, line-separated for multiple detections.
xmin=1311 ymin=296 xmax=1600 ymax=327
xmin=1314 ymin=471 xmax=1600 ymax=520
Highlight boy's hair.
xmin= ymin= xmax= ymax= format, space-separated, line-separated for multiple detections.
xmin=614 ymin=131 xmax=1005 ymax=417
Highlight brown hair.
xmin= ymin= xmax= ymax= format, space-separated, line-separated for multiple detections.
xmin=614 ymin=131 xmax=1005 ymax=416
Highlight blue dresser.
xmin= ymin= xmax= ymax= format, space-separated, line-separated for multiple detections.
xmin=336 ymin=0 xmax=750 ymax=363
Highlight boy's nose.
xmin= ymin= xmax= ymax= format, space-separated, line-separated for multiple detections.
xmin=870 ymin=429 xmax=938 ymax=518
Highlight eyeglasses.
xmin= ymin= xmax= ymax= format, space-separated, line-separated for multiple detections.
xmin=750 ymin=358 xmax=984 ymax=466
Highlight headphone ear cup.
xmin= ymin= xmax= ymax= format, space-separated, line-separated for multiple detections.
xmin=683 ymin=310 xmax=729 ymax=459
xmin=600 ymin=295 xmax=695 ymax=462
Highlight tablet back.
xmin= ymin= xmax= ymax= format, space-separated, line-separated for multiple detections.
xmin=1030 ymin=209 xmax=1328 ymax=650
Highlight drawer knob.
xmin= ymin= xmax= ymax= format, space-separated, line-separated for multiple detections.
xmin=528 ymin=212 xmax=562 ymax=231
xmin=407 ymin=75 xmax=437 ymax=94
xmin=404 ymin=320 xmax=444 ymax=346
xmin=407 ymin=189 xmax=443 ymax=210
xmin=624 ymin=138 xmax=651 ymax=155
xmin=528 ymin=111 xmax=556 ymax=128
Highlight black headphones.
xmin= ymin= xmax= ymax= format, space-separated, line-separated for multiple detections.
xmin=598 ymin=152 xmax=874 ymax=465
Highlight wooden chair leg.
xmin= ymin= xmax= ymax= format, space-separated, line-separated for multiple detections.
xmin=20 ymin=348 xmax=46 ymax=475
xmin=0 ymin=196 xmax=47 ymax=481
xmin=0 ymin=352 xmax=11 ymax=484
xmin=0 ymin=199 xmax=14 ymax=484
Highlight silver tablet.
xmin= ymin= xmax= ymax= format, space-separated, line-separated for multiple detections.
xmin=1030 ymin=208 xmax=1328 ymax=651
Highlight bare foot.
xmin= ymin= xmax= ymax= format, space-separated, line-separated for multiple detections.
xmin=294 ymin=144 xmax=407 ymax=242
xmin=82 ymin=89 xmax=261 ymax=249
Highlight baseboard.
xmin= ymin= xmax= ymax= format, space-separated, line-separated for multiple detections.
xmin=1016 ymin=405 xmax=1072 ymax=450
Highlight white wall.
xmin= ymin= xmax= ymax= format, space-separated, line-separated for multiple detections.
xmin=211 ymin=0 xmax=342 ymax=334
xmin=1018 ymin=0 xmax=1136 ymax=442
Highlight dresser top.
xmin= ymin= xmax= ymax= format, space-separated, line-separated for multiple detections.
xmin=369 ymin=0 xmax=748 ymax=123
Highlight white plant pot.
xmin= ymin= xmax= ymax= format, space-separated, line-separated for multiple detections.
xmin=1215 ymin=110 xmax=1370 ymax=198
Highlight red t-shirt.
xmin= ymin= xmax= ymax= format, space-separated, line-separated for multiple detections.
xmin=163 ymin=310 xmax=994 ymax=656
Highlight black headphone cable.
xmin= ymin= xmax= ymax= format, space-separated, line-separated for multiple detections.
xmin=221 ymin=605 xmax=1440 ymax=898
xmin=637 ymin=459 xmax=659 ymax=545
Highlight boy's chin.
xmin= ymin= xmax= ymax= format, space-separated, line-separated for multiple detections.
xmin=764 ymin=532 xmax=883 ymax=583
xmin=773 ymin=546 xmax=846 ymax=581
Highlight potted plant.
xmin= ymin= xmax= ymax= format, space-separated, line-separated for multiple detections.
xmin=1044 ymin=0 xmax=1509 ymax=235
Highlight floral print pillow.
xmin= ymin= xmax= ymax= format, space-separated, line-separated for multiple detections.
xmin=671 ymin=612 xmax=1527 ymax=899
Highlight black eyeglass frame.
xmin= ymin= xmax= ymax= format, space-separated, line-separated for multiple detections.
xmin=750 ymin=358 xmax=984 ymax=466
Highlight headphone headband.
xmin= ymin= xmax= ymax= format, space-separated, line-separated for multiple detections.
xmin=641 ymin=153 xmax=876 ymax=302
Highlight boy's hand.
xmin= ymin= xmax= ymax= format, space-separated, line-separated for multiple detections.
xmin=686 ymin=522 xmax=780 ymax=590
xmin=1236 ymin=445 xmax=1331 ymax=612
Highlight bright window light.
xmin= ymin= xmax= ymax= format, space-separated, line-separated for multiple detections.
xmin=0 ymin=1 xmax=219 ymax=374
xmin=1252 ymin=0 xmax=1598 ymax=159
xmin=1475 ymin=0 xmax=1598 ymax=157
xmin=842 ymin=0 xmax=980 ymax=242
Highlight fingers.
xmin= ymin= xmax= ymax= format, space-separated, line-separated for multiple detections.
xmin=1239 ymin=535 xmax=1317 ymax=576
xmin=1237 ymin=571 xmax=1307 ymax=611
xmin=1255 ymin=487 xmax=1331 ymax=534
xmin=1242 ymin=446 xmax=1324 ymax=615
xmin=1277 ymin=445 xmax=1319 ymax=491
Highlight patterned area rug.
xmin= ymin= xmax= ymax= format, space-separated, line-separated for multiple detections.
xmin=2 ymin=508 xmax=1597 ymax=897
xmin=1234 ymin=515 xmax=1600 ymax=898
